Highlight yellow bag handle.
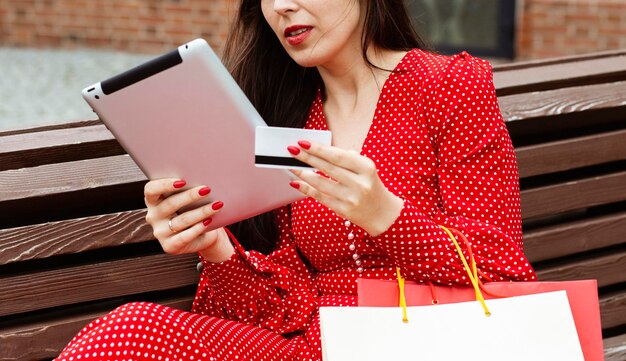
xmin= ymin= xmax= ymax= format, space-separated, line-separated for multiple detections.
xmin=396 ymin=267 xmax=409 ymax=323
xmin=396 ymin=225 xmax=491 ymax=323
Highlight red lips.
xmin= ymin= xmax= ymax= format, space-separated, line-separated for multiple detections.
xmin=284 ymin=25 xmax=313 ymax=46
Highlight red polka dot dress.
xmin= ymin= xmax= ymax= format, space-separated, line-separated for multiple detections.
xmin=56 ymin=49 xmax=537 ymax=361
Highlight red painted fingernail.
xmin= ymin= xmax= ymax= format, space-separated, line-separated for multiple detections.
xmin=289 ymin=181 xmax=300 ymax=189
xmin=212 ymin=201 xmax=224 ymax=210
xmin=298 ymin=140 xmax=311 ymax=150
xmin=198 ymin=187 xmax=211 ymax=196
xmin=203 ymin=218 xmax=212 ymax=227
xmin=287 ymin=146 xmax=300 ymax=155
xmin=173 ymin=180 xmax=186 ymax=189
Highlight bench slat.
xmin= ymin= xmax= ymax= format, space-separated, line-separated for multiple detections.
xmin=524 ymin=211 xmax=626 ymax=263
xmin=0 ymin=120 xmax=101 ymax=137
xmin=520 ymin=171 xmax=626 ymax=220
xmin=2 ymin=82 xmax=624 ymax=175
xmin=493 ymin=55 xmax=626 ymax=96
xmin=0 ymin=253 xmax=199 ymax=317
xmin=7 ymin=200 xmax=623 ymax=267
xmin=604 ymin=333 xmax=626 ymax=361
xmin=499 ymin=81 xmax=626 ymax=125
xmin=600 ymin=291 xmax=626 ymax=330
xmin=0 ymin=210 xmax=150 ymax=265
xmin=516 ymin=128 xmax=626 ymax=178
xmin=0 ymin=295 xmax=194 ymax=361
xmin=0 ymin=155 xmax=145 ymax=203
xmin=0 ymin=125 xmax=111 ymax=154
xmin=3 ymin=154 xmax=625 ymax=229
xmin=493 ymin=49 xmax=626 ymax=72
xmin=535 ymin=249 xmax=626 ymax=287
xmin=0 ymin=125 xmax=123 ymax=171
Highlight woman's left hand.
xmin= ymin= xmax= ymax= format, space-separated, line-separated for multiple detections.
xmin=287 ymin=140 xmax=404 ymax=237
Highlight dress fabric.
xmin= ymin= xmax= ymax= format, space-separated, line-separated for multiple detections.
xmin=56 ymin=49 xmax=537 ymax=361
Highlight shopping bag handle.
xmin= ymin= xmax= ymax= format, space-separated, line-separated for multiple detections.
xmin=396 ymin=267 xmax=409 ymax=323
xmin=396 ymin=226 xmax=492 ymax=320
xmin=447 ymin=228 xmax=508 ymax=299
xmin=440 ymin=225 xmax=491 ymax=316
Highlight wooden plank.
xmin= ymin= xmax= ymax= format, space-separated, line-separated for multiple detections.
xmin=535 ymin=250 xmax=626 ymax=287
xmin=0 ymin=120 xmax=101 ymax=137
xmin=600 ymin=291 xmax=626 ymax=330
xmin=493 ymin=55 xmax=626 ymax=96
xmin=520 ymin=171 xmax=626 ymax=220
xmin=0 ymin=253 xmax=200 ymax=317
xmin=493 ymin=49 xmax=626 ymax=72
xmin=0 ymin=209 xmax=151 ymax=265
xmin=605 ymin=333 xmax=626 ymax=361
xmin=0 ymin=296 xmax=194 ymax=361
xmin=516 ymin=128 xmax=626 ymax=178
xmin=3 ymin=132 xmax=624 ymax=214
xmin=0 ymin=125 xmax=123 ymax=171
xmin=524 ymin=211 xmax=626 ymax=263
xmin=499 ymin=81 xmax=626 ymax=124
xmin=0 ymin=155 xmax=145 ymax=203
xmin=0 ymin=125 xmax=111 ymax=154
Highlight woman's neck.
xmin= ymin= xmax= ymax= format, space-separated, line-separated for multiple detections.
xmin=317 ymin=47 xmax=407 ymax=117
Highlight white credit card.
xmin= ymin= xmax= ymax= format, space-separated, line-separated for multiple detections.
xmin=255 ymin=126 xmax=332 ymax=170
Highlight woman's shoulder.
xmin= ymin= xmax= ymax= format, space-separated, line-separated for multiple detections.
xmin=399 ymin=48 xmax=494 ymax=87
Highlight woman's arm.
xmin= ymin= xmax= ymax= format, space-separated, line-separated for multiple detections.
xmin=371 ymin=53 xmax=536 ymax=284
xmin=143 ymin=180 xmax=317 ymax=334
xmin=191 ymin=206 xmax=319 ymax=334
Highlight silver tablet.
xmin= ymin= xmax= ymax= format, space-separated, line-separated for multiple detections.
xmin=82 ymin=38 xmax=304 ymax=231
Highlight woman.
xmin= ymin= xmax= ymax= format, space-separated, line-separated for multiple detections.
xmin=57 ymin=0 xmax=536 ymax=360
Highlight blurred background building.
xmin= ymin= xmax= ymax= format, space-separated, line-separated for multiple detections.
xmin=1 ymin=0 xmax=625 ymax=130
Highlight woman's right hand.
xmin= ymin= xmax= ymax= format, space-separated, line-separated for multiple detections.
xmin=144 ymin=178 xmax=234 ymax=263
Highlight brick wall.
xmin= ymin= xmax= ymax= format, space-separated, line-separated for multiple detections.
xmin=518 ymin=0 xmax=626 ymax=59
xmin=0 ymin=0 xmax=625 ymax=59
xmin=0 ymin=0 xmax=236 ymax=55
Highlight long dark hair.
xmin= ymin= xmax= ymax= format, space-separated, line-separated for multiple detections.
xmin=226 ymin=0 xmax=429 ymax=254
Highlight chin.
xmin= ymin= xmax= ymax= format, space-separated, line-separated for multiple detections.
xmin=287 ymin=52 xmax=328 ymax=68
xmin=293 ymin=59 xmax=320 ymax=68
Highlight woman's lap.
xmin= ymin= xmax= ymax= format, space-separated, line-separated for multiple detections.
xmin=55 ymin=302 xmax=307 ymax=361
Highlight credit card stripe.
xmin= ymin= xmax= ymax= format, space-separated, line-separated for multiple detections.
xmin=255 ymin=156 xmax=310 ymax=168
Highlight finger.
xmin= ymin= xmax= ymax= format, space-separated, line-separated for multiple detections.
xmin=292 ymin=169 xmax=346 ymax=199
xmin=167 ymin=200 xmax=224 ymax=234
xmin=290 ymin=145 xmax=356 ymax=184
xmin=290 ymin=174 xmax=360 ymax=218
xmin=299 ymin=141 xmax=372 ymax=174
xmin=144 ymin=178 xmax=187 ymax=206
xmin=290 ymin=179 xmax=345 ymax=217
xmin=160 ymin=220 xmax=216 ymax=255
xmin=155 ymin=185 xmax=212 ymax=218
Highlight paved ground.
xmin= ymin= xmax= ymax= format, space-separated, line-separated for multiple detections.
xmin=0 ymin=47 xmax=152 ymax=132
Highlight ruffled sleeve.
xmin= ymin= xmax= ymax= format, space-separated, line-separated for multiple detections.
xmin=191 ymin=207 xmax=318 ymax=334
xmin=371 ymin=52 xmax=537 ymax=285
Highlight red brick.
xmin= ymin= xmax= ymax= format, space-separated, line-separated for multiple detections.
xmin=599 ymin=26 xmax=626 ymax=35
xmin=14 ymin=27 xmax=33 ymax=43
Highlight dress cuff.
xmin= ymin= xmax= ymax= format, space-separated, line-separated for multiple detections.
xmin=200 ymin=247 xmax=260 ymax=293
xmin=371 ymin=198 xmax=429 ymax=243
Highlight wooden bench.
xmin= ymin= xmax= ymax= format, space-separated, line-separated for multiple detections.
xmin=1 ymin=50 xmax=625 ymax=360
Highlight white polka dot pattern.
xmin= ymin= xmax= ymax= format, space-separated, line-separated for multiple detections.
xmin=56 ymin=302 xmax=311 ymax=361
xmin=56 ymin=50 xmax=536 ymax=361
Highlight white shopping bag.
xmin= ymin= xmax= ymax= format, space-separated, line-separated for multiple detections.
xmin=320 ymin=290 xmax=584 ymax=361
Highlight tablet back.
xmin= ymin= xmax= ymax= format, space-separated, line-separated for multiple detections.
xmin=82 ymin=38 xmax=303 ymax=231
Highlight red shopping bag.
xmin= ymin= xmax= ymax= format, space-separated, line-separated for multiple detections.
xmin=358 ymin=225 xmax=603 ymax=360
xmin=358 ymin=278 xmax=603 ymax=361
